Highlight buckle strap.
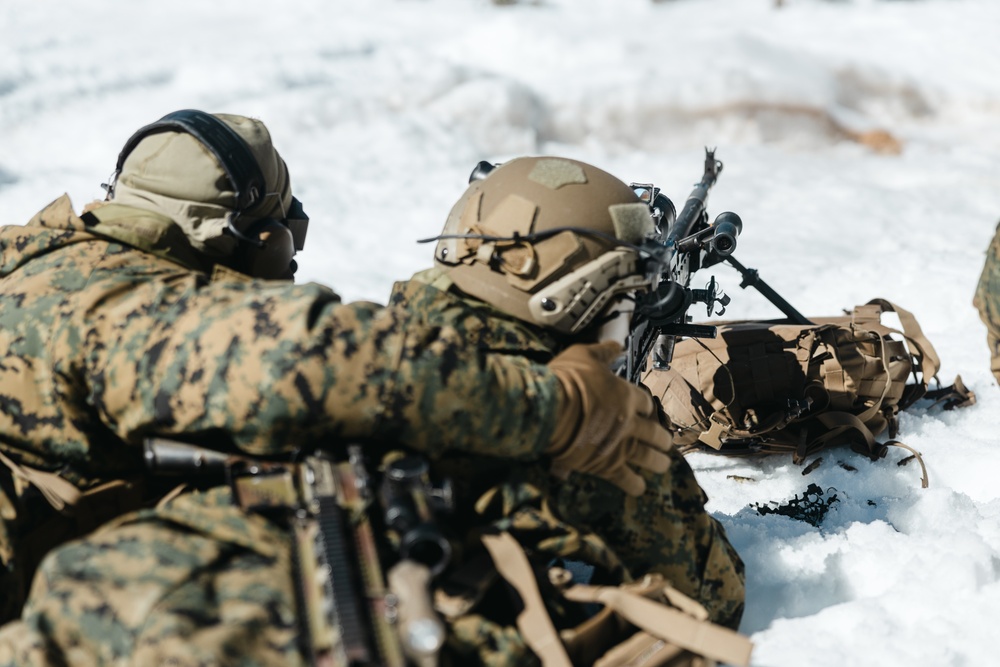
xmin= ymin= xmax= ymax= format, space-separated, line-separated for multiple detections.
xmin=0 ymin=449 xmax=81 ymax=513
xmin=564 ymin=582 xmax=752 ymax=667
xmin=481 ymin=531 xmax=573 ymax=667
xmin=885 ymin=440 xmax=930 ymax=489
xmin=482 ymin=531 xmax=754 ymax=667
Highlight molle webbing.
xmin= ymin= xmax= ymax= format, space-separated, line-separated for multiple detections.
xmin=562 ymin=584 xmax=752 ymax=667
xmin=481 ymin=531 xmax=753 ymax=667
xmin=0 ymin=449 xmax=81 ymax=511
xmin=652 ymin=299 xmax=971 ymax=478
xmin=482 ymin=532 xmax=572 ymax=666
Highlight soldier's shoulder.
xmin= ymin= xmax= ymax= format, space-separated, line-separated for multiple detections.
xmin=393 ymin=269 xmax=556 ymax=356
xmin=27 ymin=194 xmax=87 ymax=230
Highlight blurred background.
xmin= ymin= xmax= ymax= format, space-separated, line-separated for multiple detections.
xmin=3 ymin=1 xmax=1000 ymax=664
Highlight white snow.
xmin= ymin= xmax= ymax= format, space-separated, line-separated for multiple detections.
xmin=3 ymin=0 xmax=1000 ymax=664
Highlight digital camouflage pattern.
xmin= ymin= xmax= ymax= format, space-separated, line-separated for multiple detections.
xmin=0 ymin=194 xmax=742 ymax=666
xmin=0 ymin=195 xmax=559 ymax=470
xmin=0 ymin=194 xmax=569 ymax=661
xmin=0 ymin=487 xmax=303 ymax=667
xmin=389 ymin=268 xmax=746 ymax=635
xmin=974 ymin=221 xmax=1000 ymax=383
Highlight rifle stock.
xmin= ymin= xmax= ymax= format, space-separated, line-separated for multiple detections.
xmin=144 ymin=439 xmax=450 ymax=667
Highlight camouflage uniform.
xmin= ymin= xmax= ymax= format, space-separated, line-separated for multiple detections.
xmin=389 ymin=268 xmax=746 ymax=639
xmin=0 ymin=195 xmax=564 ymax=664
xmin=974 ymin=221 xmax=1000 ymax=383
xmin=0 ymin=488 xmax=301 ymax=666
xmin=0 ymin=198 xmax=741 ymax=666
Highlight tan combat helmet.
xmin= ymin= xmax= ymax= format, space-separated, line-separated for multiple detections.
xmin=434 ymin=156 xmax=657 ymax=335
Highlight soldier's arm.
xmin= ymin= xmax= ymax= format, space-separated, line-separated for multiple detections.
xmin=84 ymin=275 xmax=558 ymax=459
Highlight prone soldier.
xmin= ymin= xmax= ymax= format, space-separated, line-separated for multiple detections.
xmin=388 ymin=156 xmax=747 ymax=663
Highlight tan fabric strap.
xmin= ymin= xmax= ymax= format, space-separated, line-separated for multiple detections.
xmin=563 ymin=584 xmax=752 ymax=667
xmin=662 ymin=586 xmax=709 ymax=622
xmin=594 ymin=632 xmax=685 ymax=667
xmin=839 ymin=329 xmax=892 ymax=427
xmin=885 ymin=440 xmax=930 ymax=489
xmin=0 ymin=449 xmax=81 ymax=512
xmin=925 ymin=374 xmax=977 ymax=410
xmin=813 ymin=411 xmax=876 ymax=453
xmin=860 ymin=299 xmax=941 ymax=382
xmin=482 ymin=532 xmax=753 ymax=666
xmin=481 ymin=532 xmax=573 ymax=667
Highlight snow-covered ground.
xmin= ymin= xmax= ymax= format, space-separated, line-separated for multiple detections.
xmin=3 ymin=0 xmax=1000 ymax=664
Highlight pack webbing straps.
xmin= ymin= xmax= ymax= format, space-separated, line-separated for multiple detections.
xmin=838 ymin=331 xmax=891 ymax=428
xmin=858 ymin=299 xmax=941 ymax=385
xmin=925 ymin=375 xmax=976 ymax=410
xmin=0 ymin=449 xmax=81 ymax=512
xmin=699 ymin=300 xmax=924 ymax=463
xmin=563 ymin=584 xmax=752 ymax=667
xmin=813 ymin=411 xmax=877 ymax=459
xmin=885 ymin=440 xmax=930 ymax=489
xmin=482 ymin=531 xmax=754 ymax=667
xmin=595 ymin=632 xmax=686 ymax=667
xmin=481 ymin=532 xmax=573 ymax=666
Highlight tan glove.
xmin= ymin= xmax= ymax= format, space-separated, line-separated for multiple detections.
xmin=546 ymin=341 xmax=673 ymax=496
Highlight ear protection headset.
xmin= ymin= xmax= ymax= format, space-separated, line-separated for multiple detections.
xmin=107 ymin=109 xmax=309 ymax=279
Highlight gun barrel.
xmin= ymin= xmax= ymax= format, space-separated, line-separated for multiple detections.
xmin=669 ymin=149 xmax=722 ymax=245
xmin=671 ymin=188 xmax=710 ymax=244
xmin=625 ymin=149 xmax=725 ymax=379
xmin=143 ymin=437 xmax=230 ymax=477
xmin=400 ymin=525 xmax=452 ymax=577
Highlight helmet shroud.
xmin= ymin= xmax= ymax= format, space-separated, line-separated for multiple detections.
xmin=113 ymin=112 xmax=294 ymax=259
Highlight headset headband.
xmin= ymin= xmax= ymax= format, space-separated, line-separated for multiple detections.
xmin=115 ymin=109 xmax=266 ymax=213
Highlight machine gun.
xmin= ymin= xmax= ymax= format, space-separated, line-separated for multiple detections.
xmin=456 ymin=149 xmax=806 ymax=385
xmin=622 ymin=148 xmax=810 ymax=384
xmin=144 ymin=438 xmax=453 ymax=667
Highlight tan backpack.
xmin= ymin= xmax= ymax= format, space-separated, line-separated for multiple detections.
xmin=645 ymin=299 xmax=973 ymax=478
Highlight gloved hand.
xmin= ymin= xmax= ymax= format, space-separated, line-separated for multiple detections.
xmin=546 ymin=341 xmax=673 ymax=496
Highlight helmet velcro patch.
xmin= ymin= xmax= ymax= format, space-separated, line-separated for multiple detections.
xmin=609 ymin=202 xmax=654 ymax=244
xmin=527 ymin=159 xmax=587 ymax=190
xmin=482 ymin=194 xmax=539 ymax=237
